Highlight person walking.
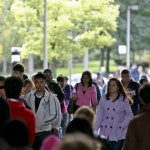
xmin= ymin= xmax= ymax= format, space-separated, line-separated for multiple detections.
xmin=123 ymin=83 xmax=150 ymax=150
xmin=4 ymin=76 xmax=35 ymax=146
xmin=94 ymin=78 xmax=133 ymax=150
xmin=71 ymin=70 xmax=98 ymax=113
xmin=24 ymin=72 xmax=61 ymax=150
xmin=12 ymin=63 xmax=28 ymax=80
xmin=57 ymin=75 xmax=69 ymax=137
xmin=120 ymin=69 xmax=141 ymax=115
xmin=43 ymin=69 xmax=65 ymax=103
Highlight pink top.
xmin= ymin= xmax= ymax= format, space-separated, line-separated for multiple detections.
xmin=61 ymin=100 xmax=67 ymax=113
xmin=75 ymin=83 xmax=98 ymax=107
xmin=40 ymin=135 xmax=60 ymax=150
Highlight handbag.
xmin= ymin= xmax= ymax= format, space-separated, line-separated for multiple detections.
xmin=67 ymin=83 xmax=79 ymax=114
xmin=67 ymin=100 xmax=76 ymax=114
xmin=67 ymin=101 xmax=79 ymax=114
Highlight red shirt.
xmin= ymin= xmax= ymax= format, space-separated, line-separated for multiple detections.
xmin=7 ymin=99 xmax=35 ymax=145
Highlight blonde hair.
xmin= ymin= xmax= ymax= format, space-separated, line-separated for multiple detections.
xmin=58 ymin=133 xmax=100 ymax=150
xmin=74 ymin=106 xmax=95 ymax=127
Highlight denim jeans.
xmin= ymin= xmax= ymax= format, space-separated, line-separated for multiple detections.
xmin=110 ymin=139 xmax=124 ymax=150
xmin=59 ymin=112 xmax=69 ymax=138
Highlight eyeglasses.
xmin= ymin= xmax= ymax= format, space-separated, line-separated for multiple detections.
xmin=0 ymin=86 xmax=4 ymax=89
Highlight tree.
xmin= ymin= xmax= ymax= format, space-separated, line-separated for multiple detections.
xmin=114 ymin=0 xmax=150 ymax=67
xmin=0 ymin=0 xmax=119 ymax=74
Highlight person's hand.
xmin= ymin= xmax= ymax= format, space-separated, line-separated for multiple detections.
xmin=70 ymin=94 xmax=77 ymax=101
xmin=51 ymin=128 xmax=59 ymax=135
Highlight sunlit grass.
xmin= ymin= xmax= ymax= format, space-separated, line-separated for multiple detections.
xmin=56 ymin=60 xmax=118 ymax=76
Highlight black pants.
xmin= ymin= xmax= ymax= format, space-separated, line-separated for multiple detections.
xmin=32 ymin=131 xmax=51 ymax=150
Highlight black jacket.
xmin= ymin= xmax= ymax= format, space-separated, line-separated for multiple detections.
xmin=48 ymin=81 xmax=65 ymax=103
xmin=122 ymin=79 xmax=141 ymax=115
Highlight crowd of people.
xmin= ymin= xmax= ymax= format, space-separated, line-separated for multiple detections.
xmin=0 ymin=63 xmax=150 ymax=150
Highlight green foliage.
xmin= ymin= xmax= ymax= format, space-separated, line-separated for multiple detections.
xmin=114 ymin=0 xmax=150 ymax=55
xmin=0 ymin=0 xmax=119 ymax=64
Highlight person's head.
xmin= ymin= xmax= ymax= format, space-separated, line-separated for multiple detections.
xmin=64 ymin=76 xmax=69 ymax=82
xmin=106 ymin=78 xmax=124 ymax=95
xmin=40 ymin=135 xmax=60 ymax=150
xmin=139 ymin=78 xmax=148 ymax=85
xmin=106 ymin=78 xmax=133 ymax=104
xmin=121 ymin=69 xmax=131 ymax=85
xmin=64 ymin=76 xmax=69 ymax=86
xmin=1 ymin=119 xmax=29 ymax=149
xmin=34 ymin=72 xmax=46 ymax=93
xmin=139 ymin=83 xmax=150 ymax=104
xmin=57 ymin=75 xmax=65 ymax=88
xmin=0 ymin=76 xmax=6 ymax=98
xmin=58 ymin=133 xmax=98 ymax=150
xmin=74 ymin=106 xmax=95 ymax=127
xmin=4 ymin=76 xmax=23 ymax=99
xmin=22 ymin=79 xmax=35 ymax=94
xmin=66 ymin=117 xmax=94 ymax=138
xmin=139 ymin=75 xmax=149 ymax=85
xmin=81 ymin=70 xmax=93 ymax=86
xmin=12 ymin=63 xmax=25 ymax=79
xmin=43 ymin=69 xmax=53 ymax=82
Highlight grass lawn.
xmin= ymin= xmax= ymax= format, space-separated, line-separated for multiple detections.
xmin=56 ymin=60 xmax=118 ymax=77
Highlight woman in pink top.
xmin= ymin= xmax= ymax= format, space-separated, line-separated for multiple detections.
xmin=71 ymin=70 xmax=98 ymax=113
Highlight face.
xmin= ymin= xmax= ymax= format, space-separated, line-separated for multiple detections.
xmin=121 ymin=73 xmax=131 ymax=84
xmin=58 ymin=80 xmax=65 ymax=89
xmin=82 ymin=74 xmax=90 ymax=85
xmin=34 ymin=78 xmax=46 ymax=93
xmin=23 ymin=83 xmax=33 ymax=94
xmin=0 ymin=81 xmax=5 ymax=98
xmin=12 ymin=71 xmax=23 ymax=79
xmin=43 ymin=71 xmax=52 ymax=81
xmin=108 ymin=80 xmax=119 ymax=94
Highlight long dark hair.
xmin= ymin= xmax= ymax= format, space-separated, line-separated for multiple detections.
xmin=106 ymin=78 xmax=133 ymax=104
xmin=81 ymin=70 xmax=93 ymax=87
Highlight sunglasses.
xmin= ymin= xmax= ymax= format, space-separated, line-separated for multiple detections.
xmin=0 ymin=86 xmax=4 ymax=89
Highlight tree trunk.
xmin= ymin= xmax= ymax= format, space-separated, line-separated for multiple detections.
xmin=99 ymin=48 xmax=105 ymax=70
xmin=49 ymin=58 xmax=57 ymax=78
xmin=28 ymin=53 xmax=34 ymax=74
xmin=106 ymin=48 xmax=110 ymax=75
xmin=83 ymin=49 xmax=89 ymax=70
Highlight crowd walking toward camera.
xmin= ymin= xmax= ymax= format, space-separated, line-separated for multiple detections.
xmin=0 ymin=63 xmax=150 ymax=150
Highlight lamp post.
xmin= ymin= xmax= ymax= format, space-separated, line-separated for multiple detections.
xmin=43 ymin=0 xmax=48 ymax=69
xmin=126 ymin=5 xmax=139 ymax=68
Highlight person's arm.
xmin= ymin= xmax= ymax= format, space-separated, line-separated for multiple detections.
xmin=123 ymin=120 xmax=137 ymax=150
xmin=27 ymin=111 xmax=36 ymax=145
xmin=93 ymin=81 xmax=101 ymax=103
xmin=94 ymin=97 xmax=104 ymax=133
xmin=51 ymin=95 xmax=61 ymax=135
xmin=91 ymin=85 xmax=98 ymax=108
xmin=120 ymin=98 xmax=133 ymax=129
xmin=23 ymin=93 xmax=32 ymax=108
